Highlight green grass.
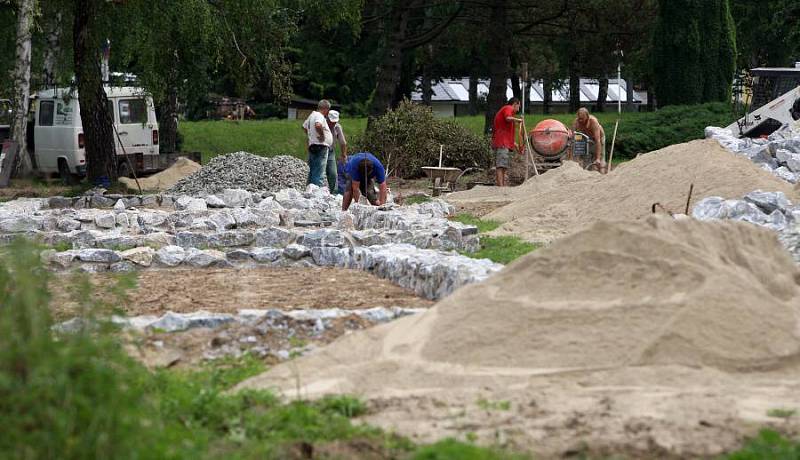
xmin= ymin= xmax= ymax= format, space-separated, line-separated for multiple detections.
xmin=451 ymin=213 xmax=501 ymax=233
xmin=469 ymin=236 xmax=539 ymax=265
xmin=180 ymin=114 xmax=628 ymax=163
xmin=179 ymin=103 xmax=732 ymax=165
xmin=450 ymin=213 xmax=538 ymax=264
xmin=476 ymin=398 xmax=511 ymax=412
xmin=767 ymin=408 xmax=797 ymax=419
xmin=726 ymin=430 xmax=800 ymax=459
xmin=404 ymin=195 xmax=433 ymax=205
xmin=180 ymin=118 xmax=369 ymax=163
xmin=412 ymin=439 xmax=531 ymax=460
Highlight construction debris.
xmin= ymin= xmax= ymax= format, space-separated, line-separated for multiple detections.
xmin=170 ymin=152 xmax=309 ymax=195
xmin=706 ymin=125 xmax=800 ymax=183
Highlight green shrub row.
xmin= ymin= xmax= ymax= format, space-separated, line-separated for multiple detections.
xmin=611 ymin=102 xmax=735 ymax=159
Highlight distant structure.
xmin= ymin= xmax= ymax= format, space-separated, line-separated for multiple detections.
xmin=411 ymin=78 xmax=646 ymax=117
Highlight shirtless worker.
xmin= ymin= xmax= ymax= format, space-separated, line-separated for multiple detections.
xmin=491 ymin=98 xmax=523 ymax=187
xmin=572 ymin=107 xmax=606 ymax=171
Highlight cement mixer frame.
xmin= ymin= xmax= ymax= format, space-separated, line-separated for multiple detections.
xmin=524 ymin=127 xmax=601 ymax=176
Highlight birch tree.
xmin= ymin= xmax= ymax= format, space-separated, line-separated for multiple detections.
xmin=11 ymin=0 xmax=35 ymax=175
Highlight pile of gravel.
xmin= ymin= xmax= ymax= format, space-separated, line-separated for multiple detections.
xmin=170 ymin=152 xmax=309 ymax=195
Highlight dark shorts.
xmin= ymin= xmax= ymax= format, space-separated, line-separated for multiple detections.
xmin=345 ymin=176 xmax=379 ymax=205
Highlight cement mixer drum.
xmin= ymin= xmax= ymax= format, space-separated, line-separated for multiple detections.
xmin=530 ymin=119 xmax=571 ymax=157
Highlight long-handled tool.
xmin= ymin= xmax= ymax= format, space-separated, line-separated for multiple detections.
xmin=606 ymin=119 xmax=619 ymax=174
xmin=520 ymin=118 xmax=539 ymax=179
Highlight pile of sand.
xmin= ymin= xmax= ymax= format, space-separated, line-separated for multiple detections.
xmin=119 ymin=157 xmax=201 ymax=192
xmin=236 ymin=217 xmax=800 ymax=398
xmin=448 ymin=139 xmax=800 ymax=243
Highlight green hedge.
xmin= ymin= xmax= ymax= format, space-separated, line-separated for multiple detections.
xmin=612 ymin=103 xmax=735 ymax=159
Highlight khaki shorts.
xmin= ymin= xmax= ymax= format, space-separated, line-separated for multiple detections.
xmin=495 ymin=148 xmax=511 ymax=169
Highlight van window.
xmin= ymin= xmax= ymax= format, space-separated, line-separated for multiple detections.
xmin=118 ymin=99 xmax=147 ymax=124
xmin=39 ymin=101 xmax=54 ymax=126
xmin=107 ymin=100 xmax=114 ymax=122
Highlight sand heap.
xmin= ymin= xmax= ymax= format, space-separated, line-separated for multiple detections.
xmin=236 ymin=217 xmax=800 ymax=398
xmin=119 ymin=157 xmax=201 ymax=192
xmin=448 ymin=139 xmax=800 ymax=243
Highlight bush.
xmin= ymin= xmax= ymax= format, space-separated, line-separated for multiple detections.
xmin=612 ymin=102 xmax=735 ymax=159
xmin=354 ymin=100 xmax=492 ymax=179
xmin=0 ymin=240 xmax=167 ymax=460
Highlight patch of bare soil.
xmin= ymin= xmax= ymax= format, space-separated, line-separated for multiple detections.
xmin=51 ymin=266 xmax=433 ymax=320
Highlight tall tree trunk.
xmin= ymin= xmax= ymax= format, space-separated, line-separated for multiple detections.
xmin=468 ymin=74 xmax=478 ymax=116
xmin=160 ymin=85 xmax=179 ymax=154
xmin=595 ymin=77 xmax=608 ymax=112
xmin=420 ymin=9 xmax=433 ymax=107
xmin=159 ymin=48 xmax=179 ymax=154
xmin=74 ymin=0 xmax=117 ymax=183
xmin=11 ymin=0 xmax=35 ymax=176
xmin=368 ymin=4 xmax=411 ymax=128
xmin=484 ymin=0 xmax=509 ymax=134
xmin=569 ymin=64 xmax=580 ymax=113
xmin=646 ymin=81 xmax=656 ymax=112
xmin=626 ymin=75 xmax=635 ymax=112
xmin=542 ymin=77 xmax=552 ymax=115
xmin=43 ymin=12 xmax=63 ymax=87
xmin=510 ymin=53 xmax=521 ymax=101
xmin=510 ymin=73 xmax=521 ymax=101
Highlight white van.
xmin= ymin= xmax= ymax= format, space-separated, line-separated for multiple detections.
xmin=33 ymin=86 xmax=159 ymax=181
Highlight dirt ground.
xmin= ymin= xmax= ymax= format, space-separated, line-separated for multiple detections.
xmin=51 ymin=266 xmax=433 ymax=320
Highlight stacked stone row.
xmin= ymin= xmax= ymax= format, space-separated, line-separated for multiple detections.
xmin=1 ymin=186 xmax=501 ymax=300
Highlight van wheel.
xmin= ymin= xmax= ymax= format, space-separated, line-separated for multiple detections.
xmin=58 ymin=159 xmax=78 ymax=186
xmin=118 ymin=161 xmax=133 ymax=178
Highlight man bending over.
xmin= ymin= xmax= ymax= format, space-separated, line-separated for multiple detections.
xmin=342 ymin=152 xmax=387 ymax=211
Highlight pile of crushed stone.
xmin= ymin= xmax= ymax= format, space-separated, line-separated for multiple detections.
xmin=706 ymin=124 xmax=800 ymax=184
xmin=235 ymin=217 xmax=800 ymax=397
xmin=120 ymin=157 xmax=201 ymax=192
xmin=448 ymin=139 xmax=800 ymax=243
xmin=170 ymin=152 xmax=308 ymax=195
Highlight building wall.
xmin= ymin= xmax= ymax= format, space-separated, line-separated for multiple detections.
xmin=431 ymin=103 xmax=456 ymax=118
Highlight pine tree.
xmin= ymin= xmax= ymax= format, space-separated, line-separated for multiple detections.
xmin=653 ymin=0 xmax=736 ymax=107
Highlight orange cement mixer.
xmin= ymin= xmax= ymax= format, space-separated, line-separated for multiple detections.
xmin=529 ymin=119 xmax=572 ymax=158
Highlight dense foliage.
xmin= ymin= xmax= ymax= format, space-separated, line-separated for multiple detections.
xmin=612 ymin=102 xmax=735 ymax=158
xmin=355 ymin=100 xmax=492 ymax=179
xmin=653 ymin=0 xmax=737 ymax=107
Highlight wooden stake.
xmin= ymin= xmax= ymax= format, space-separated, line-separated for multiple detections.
xmin=607 ymin=119 xmax=619 ymax=173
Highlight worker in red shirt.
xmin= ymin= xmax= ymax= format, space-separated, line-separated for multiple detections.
xmin=491 ymin=97 xmax=523 ymax=186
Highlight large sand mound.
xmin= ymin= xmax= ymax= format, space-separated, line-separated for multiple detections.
xmin=237 ymin=217 xmax=800 ymax=398
xmin=119 ymin=157 xmax=201 ymax=192
xmin=448 ymin=139 xmax=800 ymax=243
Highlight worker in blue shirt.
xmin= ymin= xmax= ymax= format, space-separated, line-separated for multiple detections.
xmin=342 ymin=152 xmax=388 ymax=211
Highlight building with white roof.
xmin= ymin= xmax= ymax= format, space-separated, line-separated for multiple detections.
xmin=411 ymin=78 xmax=646 ymax=117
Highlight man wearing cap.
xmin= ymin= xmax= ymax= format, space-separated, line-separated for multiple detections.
xmin=302 ymin=100 xmax=333 ymax=187
xmin=326 ymin=110 xmax=348 ymax=194
xmin=341 ymin=152 xmax=387 ymax=211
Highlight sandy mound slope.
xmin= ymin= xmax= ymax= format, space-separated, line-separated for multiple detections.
xmin=448 ymin=139 xmax=800 ymax=243
xmin=234 ymin=217 xmax=800 ymax=456
xmin=119 ymin=157 xmax=201 ymax=192
xmin=237 ymin=217 xmax=800 ymax=398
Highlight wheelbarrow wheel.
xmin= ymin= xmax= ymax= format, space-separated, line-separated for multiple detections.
xmin=432 ymin=177 xmax=442 ymax=196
